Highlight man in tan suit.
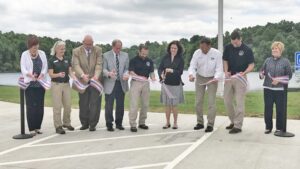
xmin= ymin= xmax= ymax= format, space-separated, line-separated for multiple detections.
xmin=72 ymin=35 xmax=103 ymax=131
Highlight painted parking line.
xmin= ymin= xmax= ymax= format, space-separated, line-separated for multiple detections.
xmin=116 ymin=162 xmax=169 ymax=169
xmin=164 ymin=128 xmax=217 ymax=169
xmin=0 ymin=142 xmax=193 ymax=166
xmin=0 ymin=126 xmax=81 ymax=156
xmin=29 ymin=130 xmax=198 ymax=147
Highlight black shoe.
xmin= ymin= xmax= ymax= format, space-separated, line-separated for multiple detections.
xmin=116 ymin=126 xmax=125 ymax=130
xmin=56 ymin=127 xmax=66 ymax=134
xmin=107 ymin=127 xmax=114 ymax=132
xmin=138 ymin=124 xmax=149 ymax=130
xmin=89 ymin=127 xmax=96 ymax=131
xmin=80 ymin=126 xmax=89 ymax=130
xmin=205 ymin=126 xmax=214 ymax=133
xmin=226 ymin=123 xmax=234 ymax=130
xmin=194 ymin=124 xmax=204 ymax=130
xmin=63 ymin=125 xmax=75 ymax=131
xmin=163 ymin=124 xmax=171 ymax=129
xmin=264 ymin=129 xmax=272 ymax=134
xmin=229 ymin=127 xmax=242 ymax=134
xmin=130 ymin=127 xmax=137 ymax=132
xmin=172 ymin=125 xmax=178 ymax=130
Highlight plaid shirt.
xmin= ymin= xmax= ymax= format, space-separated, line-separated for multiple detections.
xmin=260 ymin=56 xmax=293 ymax=89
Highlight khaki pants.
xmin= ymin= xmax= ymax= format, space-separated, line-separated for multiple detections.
xmin=195 ymin=74 xmax=218 ymax=127
xmin=51 ymin=82 xmax=72 ymax=129
xmin=129 ymin=80 xmax=150 ymax=127
xmin=223 ymin=78 xmax=247 ymax=129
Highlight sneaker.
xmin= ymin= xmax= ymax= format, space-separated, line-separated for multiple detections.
xmin=225 ymin=123 xmax=234 ymax=130
xmin=35 ymin=129 xmax=43 ymax=134
xmin=229 ymin=127 xmax=242 ymax=134
xmin=194 ymin=124 xmax=204 ymax=130
xmin=138 ymin=124 xmax=149 ymax=130
xmin=63 ymin=125 xmax=75 ymax=131
xmin=205 ymin=126 xmax=214 ymax=133
xmin=30 ymin=130 xmax=36 ymax=136
xmin=130 ymin=127 xmax=137 ymax=132
xmin=56 ymin=127 xmax=66 ymax=134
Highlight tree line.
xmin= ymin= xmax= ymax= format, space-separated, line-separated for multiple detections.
xmin=0 ymin=20 xmax=299 ymax=72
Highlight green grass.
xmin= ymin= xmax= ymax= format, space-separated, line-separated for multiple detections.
xmin=0 ymin=85 xmax=299 ymax=119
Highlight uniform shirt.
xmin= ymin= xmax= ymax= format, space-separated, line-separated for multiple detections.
xmin=223 ymin=43 xmax=255 ymax=75
xmin=129 ymin=56 xmax=154 ymax=78
xmin=48 ymin=56 xmax=71 ymax=83
xmin=188 ymin=48 xmax=223 ymax=79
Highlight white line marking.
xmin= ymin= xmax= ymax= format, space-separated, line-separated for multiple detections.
xmin=164 ymin=128 xmax=217 ymax=169
xmin=0 ymin=142 xmax=192 ymax=166
xmin=116 ymin=162 xmax=169 ymax=169
xmin=0 ymin=126 xmax=81 ymax=156
xmin=29 ymin=130 xmax=197 ymax=147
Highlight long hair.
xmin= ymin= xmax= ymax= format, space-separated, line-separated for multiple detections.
xmin=167 ymin=40 xmax=184 ymax=56
xmin=50 ymin=40 xmax=66 ymax=56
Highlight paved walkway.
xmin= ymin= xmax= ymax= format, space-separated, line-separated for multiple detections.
xmin=0 ymin=101 xmax=299 ymax=169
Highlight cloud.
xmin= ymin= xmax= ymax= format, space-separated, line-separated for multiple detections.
xmin=0 ymin=0 xmax=299 ymax=46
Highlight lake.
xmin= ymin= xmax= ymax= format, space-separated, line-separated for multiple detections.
xmin=0 ymin=71 xmax=299 ymax=91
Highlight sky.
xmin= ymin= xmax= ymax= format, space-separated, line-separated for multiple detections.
xmin=0 ymin=0 xmax=299 ymax=46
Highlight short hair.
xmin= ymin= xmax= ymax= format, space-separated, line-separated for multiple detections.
xmin=230 ymin=29 xmax=241 ymax=40
xmin=200 ymin=37 xmax=211 ymax=45
xmin=112 ymin=39 xmax=122 ymax=47
xmin=167 ymin=40 xmax=184 ymax=56
xmin=27 ymin=35 xmax=39 ymax=49
xmin=271 ymin=41 xmax=285 ymax=53
xmin=138 ymin=44 xmax=148 ymax=51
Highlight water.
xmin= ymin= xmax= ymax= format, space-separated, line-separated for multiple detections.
xmin=0 ymin=71 xmax=299 ymax=91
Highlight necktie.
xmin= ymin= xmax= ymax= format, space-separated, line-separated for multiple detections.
xmin=116 ymin=54 xmax=120 ymax=80
xmin=87 ymin=51 xmax=91 ymax=65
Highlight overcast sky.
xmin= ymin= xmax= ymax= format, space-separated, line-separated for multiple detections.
xmin=0 ymin=0 xmax=299 ymax=46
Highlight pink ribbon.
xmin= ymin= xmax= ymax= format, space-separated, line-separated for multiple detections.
xmin=268 ymin=73 xmax=289 ymax=84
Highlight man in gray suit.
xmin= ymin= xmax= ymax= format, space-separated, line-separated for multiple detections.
xmin=72 ymin=35 xmax=103 ymax=132
xmin=103 ymin=39 xmax=129 ymax=131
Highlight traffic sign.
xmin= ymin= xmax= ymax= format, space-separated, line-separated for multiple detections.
xmin=295 ymin=52 xmax=300 ymax=67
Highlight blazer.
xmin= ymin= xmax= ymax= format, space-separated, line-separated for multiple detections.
xmin=72 ymin=45 xmax=103 ymax=84
xmin=20 ymin=50 xmax=48 ymax=83
xmin=102 ymin=50 xmax=129 ymax=94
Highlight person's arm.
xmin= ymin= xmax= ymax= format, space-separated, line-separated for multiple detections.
xmin=241 ymin=63 xmax=255 ymax=76
xmin=72 ymin=49 xmax=84 ymax=78
xmin=150 ymin=60 xmax=156 ymax=81
xmin=158 ymin=57 xmax=165 ymax=81
xmin=222 ymin=46 xmax=231 ymax=78
xmin=93 ymin=47 xmax=103 ymax=80
xmin=122 ymin=53 xmax=130 ymax=81
xmin=188 ymin=51 xmax=197 ymax=81
xmin=214 ymin=51 xmax=223 ymax=79
xmin=172 ymin=57 xmax=184 ymax=76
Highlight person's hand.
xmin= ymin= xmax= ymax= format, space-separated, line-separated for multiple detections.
xmin=37 ymin=73 xmax=44 ymax=80
xmin=58 ymin=72 xmax=65 ymax=78
xmin=211 ymin=78 xmax=218 ymax=83
xmin=272 ymin=79 xmax=279 ymax=85
xmin=82 ymin=74 xmax=89 ymax=83
xmin=27 ymin=73 xmax=36 ymax=81
xmin=239 ymin=72 xmax=246 ymax=77
xmin=108 ymin=69 xmax=117 ymax=79
xmin=92 ymin=75 xmax=98 ymax=81
xmin=161 ymin=72 xmax=165 ymax=80
xmin=122 ymin=74 xmax=129 ymax=81
xmin=165 ymin=68 xmax=174 ymax=73
xmin=189 ymin=74 xmax=195 ymax=82
xmin=225 ymin=72 xmax=231 ymax=78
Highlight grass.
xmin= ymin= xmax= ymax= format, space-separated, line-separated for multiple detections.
xmin=0 ymin=85 xmax=299 ymax=119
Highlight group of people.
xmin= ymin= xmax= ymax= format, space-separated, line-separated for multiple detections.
xmin=20 ymin=29 xmax=293 ymax=136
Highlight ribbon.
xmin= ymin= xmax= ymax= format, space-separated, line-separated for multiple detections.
xmin=89 ymin=79 xmax=104 ymax=95
xmin=18 ymin=76 xmax=51 ymax=90
xmin=268 ymin=73 xmax=289 ymax=84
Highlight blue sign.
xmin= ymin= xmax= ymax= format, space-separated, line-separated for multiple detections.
xmin=295 ymin=52 xmax=300 ymax=67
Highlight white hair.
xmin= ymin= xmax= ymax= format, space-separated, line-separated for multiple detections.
xmin=50 ymin=40 xmax=66 ymax=56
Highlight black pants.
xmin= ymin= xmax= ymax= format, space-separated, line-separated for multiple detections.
xmin=79 ymin=86 xmax=102 ymax=128
xmin=264 ymin=88 xmax=286 ymax=131
xmin=25 ymin=87 xmax=45 ymax=131
xmin=105 ymin=81 xmax=125 ymax=128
